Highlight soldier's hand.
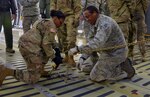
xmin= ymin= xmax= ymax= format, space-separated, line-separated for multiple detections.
xmin=68 ymin=46 xmax=79 ymax=56
xmin=54 ymin=48 xmax=61 ymax=57
xmin=77 ymin=57 xmax=85 ymax=70
xmin=52 ymin=56 xmax=63 ymax=69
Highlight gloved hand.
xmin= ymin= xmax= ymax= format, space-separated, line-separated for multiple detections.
xmin=76 ymin=57 xmax=85 ymax=70
xmin=54 ymin=48 xmax=61 ymax=58
xmin=68 ymin=46 xmax=79 ymax=56
xmin=52 ymin=56 xmax=63 ymax=69
xmin=52 ymin=48 xmax=63 ymax=69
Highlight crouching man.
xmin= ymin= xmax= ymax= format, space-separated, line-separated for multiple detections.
xmin=68 ymin=6 xmax=135 ymax=82
xmin=0 ymin=10 xmax=65 ymax=86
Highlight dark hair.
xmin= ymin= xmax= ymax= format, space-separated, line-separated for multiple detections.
xmin=84 ymin=6 xmax=99 ymax=14
xmin=50 ymin=10 xmax=65 ymax=19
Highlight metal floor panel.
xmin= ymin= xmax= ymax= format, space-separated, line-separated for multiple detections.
xmin=0 ymin=29 xmax=150 ymax=97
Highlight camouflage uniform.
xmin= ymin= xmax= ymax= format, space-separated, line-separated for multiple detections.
xmin=146 ymin=2 xmax=150 ymax=34
xmin=82 ymin=0 xmax=109 ymax=40
xmin=82 ymin=0 xmax=103 ymax=63
xmin=78 ymin=15 xmax=128 ymax=82
xmin=39 ymin=0 xmax=50 ymax=18
xmin=97 ymin=0 xmax=110 ymax=15
xmin=82 ymin=0 xmax=100 ymax=45
xmin=19 ymin=0 xmax=39 ymax=33
xmin=51 ymin=0 xmax=82 ymax=52
xmin=107 ymin=0 xmax=135 ymax=57
xmin=16 ymin=19 xmax=57 ymax=84
xmin=83 ymin=0 xmax=99 ymax=9
xmin=82 ymin=0 xmax=109 ymax=15
xmin=107 ymin=0 xmax=148 ymax=59
xmin=107 ymin=0 xmax=134 ymax=41
xmin=131 ymin=0 xmax=149 ymax=59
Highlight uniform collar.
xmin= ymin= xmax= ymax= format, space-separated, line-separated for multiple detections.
xmin=94 ymin=14 xmax=101 ymax=28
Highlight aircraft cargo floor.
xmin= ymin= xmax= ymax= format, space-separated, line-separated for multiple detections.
xmin=0 ymin=28 xmax=150 ymax=97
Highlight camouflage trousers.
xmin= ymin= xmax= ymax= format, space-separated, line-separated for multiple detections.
xmin=78 ymin=55 xmax=128 ymax=82
xmin=77 ymin=52 xmax=99 ymax=73
xmin=57 ymin=15 xmax=77 ymax=52
xmin=15 ymin=44 xmax=49 ymax=84
xmin=118 ymin=20 xmax=146 ymax=57
xmin=23 ymin=15 xmax=39 ymax=33
xmin=118 ymin=22 xmax=130 ymax=41
xmin=128 ymin=22 xmax=146 ymax=57
xmin=117 ymin=21 xmax=136 ymax=49
xmin=134 ymin=11 xmax=146 ymax=57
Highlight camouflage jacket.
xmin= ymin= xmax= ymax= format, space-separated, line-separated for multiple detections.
xmin=131 ymin=0 xmax=149 ymax=14
xmin=83 ymin=0 xmax=100 ymax=9
xmin=51 ymin=0 xmax=82 ymax=20
xmin=131 ymin=0 xmax=149 ymax=21
xmin=78 ymin=14 xmax=128 ymax=62
xmin=107 ymin=0 xmax=132 ymax=23
xmin=19 ymin=19 xmax=57 ymax=58
xmin=19 ymin=0 xmax=39 ymax=16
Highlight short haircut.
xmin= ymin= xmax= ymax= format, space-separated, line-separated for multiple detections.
xmin=84 ymin=6 xmax=99 ymax=14
xmin=50 ymin=10 xmax=65 ymax=19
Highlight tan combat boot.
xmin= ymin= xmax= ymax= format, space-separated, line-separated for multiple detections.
xmin=0 ymin=65 xmax=14 ymax=86
xmin=41 ymin=71 xmax=51 ymax=77
xmin=40 ymin=66 xmax=51 ymax=77
xmin=68 ymin=55 xmax=76 ymax=67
